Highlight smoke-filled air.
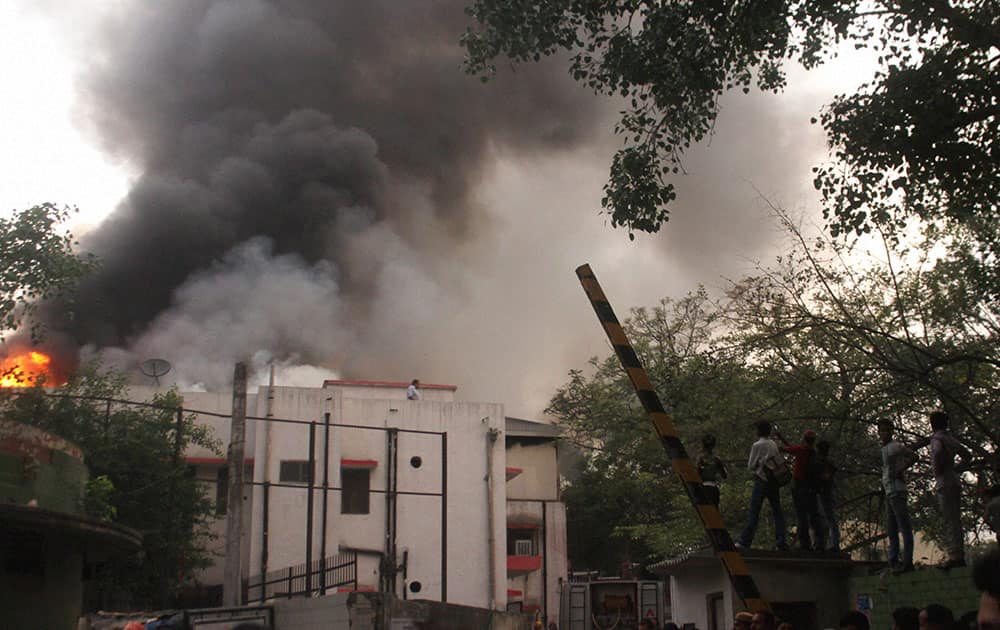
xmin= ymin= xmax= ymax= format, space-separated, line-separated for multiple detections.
xmin=31 ymin=0 xmax=840 ymax=414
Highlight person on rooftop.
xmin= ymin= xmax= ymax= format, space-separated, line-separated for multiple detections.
xmin=879 ymin=420 xmax=918 ymax=574
xmin=406 ymin=378 xmax=421 ymax=400
xmin=697 ymin=433 xmax=728 ymax=506
xmin=736 ymin=421 xmax=788 ymax=551
xmin=927 ymin=411 xmax=972 ymax=569
xmin=775 ymin=428 xmax=827 ymax=551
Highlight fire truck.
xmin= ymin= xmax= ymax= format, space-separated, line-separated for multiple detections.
xmin=560 ymin=574 xmax=668 ymax=630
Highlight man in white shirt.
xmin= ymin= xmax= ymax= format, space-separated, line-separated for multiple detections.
xmin=879 ymin=420 xmax=918 ymax=573
xmin=406 ymin=379 xmax=421 ymax=400
xmin=736 ymin=421 xmax=788 ymax=550
xmin=928 ymin=411 xmax=972 ymax=568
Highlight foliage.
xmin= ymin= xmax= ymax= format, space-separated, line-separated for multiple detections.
xmin=0 ymin=203 xmax=97 ymax=342
xmin=463 ymin=1 xmax=1000 ymax=255
xmin=83 ymin=475 xmax=118 ymax=522
xmin=551 ymin=214 xmax=1000 ymax=569
xmin=0 ymin=364 xmax=221 ymax=608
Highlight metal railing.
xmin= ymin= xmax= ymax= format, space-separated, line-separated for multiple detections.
xmin=245 ymin=551 xmax=358 ymax=603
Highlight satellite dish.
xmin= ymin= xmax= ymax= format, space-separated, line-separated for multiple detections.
xmin=140 ymin=358 xmax=172 ymax=386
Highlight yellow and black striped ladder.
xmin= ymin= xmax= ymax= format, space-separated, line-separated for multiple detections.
xmin=576 ymin=263 xmax=769 ymax=613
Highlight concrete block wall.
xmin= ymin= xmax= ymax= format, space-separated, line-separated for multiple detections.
xmin=273 ymin=592 xmax=368 ymax=630
xmin=848 ymin=566 xmax=979 ymax=630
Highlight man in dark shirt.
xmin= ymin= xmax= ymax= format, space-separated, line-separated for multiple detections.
xmin=776 ymin=429 xmax=826 ymax=551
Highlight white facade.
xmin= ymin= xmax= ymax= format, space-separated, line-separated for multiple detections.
xmin=159 ymin=379 xmax=566 ymax=621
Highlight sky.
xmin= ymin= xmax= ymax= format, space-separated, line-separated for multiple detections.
xmin=0 ymin=1 xmax=876 ymax=418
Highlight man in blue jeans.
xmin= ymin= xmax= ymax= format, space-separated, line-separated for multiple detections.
xmin=879 ymin=421 xmax=918 ymax=573
xmin=737 ymin=421 xmax=788 ymax=550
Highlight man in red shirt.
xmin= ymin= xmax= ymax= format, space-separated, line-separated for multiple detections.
xmin=777 ymin=429 xmax=827 ymax=551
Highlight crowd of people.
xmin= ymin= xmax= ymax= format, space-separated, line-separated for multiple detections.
xmin=695 ymin=411 xmax=993 ymax=570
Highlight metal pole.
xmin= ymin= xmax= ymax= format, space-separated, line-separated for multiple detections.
xmin=261 ymin=480 xmax=270 ymax=601
xmin=576 ymin=264 xmax=769 ymax=612
xmin=223 ymin=362 xmax=248 ymax=607
xmin=391 ymin=429 xmax=399 ymax=596
xmin=306 ymin=421 xmax=316 ymax=595
xmin=441 ymin=431 xmax=448 ymax=603
xmin=321 ymin=411 xmax=331 ymax=594
xmin=541 ymin=500 xmax=548 ymax=623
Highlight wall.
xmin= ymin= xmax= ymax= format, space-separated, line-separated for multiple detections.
xmin=0 ymin=530 xmax=84 ymax=630
xmin=669 ymin=564 xmax=732 ymax=630
xmin=0 ymin=420 xmax=87 ymax=513
xmin=323 ymin=381 xmax=457 ymax=403
xmin=848 ymin=566 xmax=980 ymax=630
xmin=668 ymin=560 xmax=854 ymax=630
xmin=506 ymin=440 xmax=559 ymax=501
xmin=248 ymin=386 xmax=508 ymax=611
xmin=271 ymin=592 xmax=527 ymax=630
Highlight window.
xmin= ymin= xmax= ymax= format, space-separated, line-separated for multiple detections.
xmin=507 ymin=528 xmax=536 ymax=556
xmin=279 ymin=460 xmax=313 ymax=484
xmin=216 ymin=467 xmax=228 ymax=516
xmin=341 ymin=467 xmax=370 ymax=514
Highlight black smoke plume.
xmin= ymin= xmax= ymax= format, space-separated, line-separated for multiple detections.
xmin=43 ymin=0 xmax=603 ymax=386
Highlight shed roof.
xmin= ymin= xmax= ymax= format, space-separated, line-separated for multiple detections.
xmin=505 ymin=416 xmax=562 ymax=438
xmin=649 ymin=546 xmax=879 ymax=575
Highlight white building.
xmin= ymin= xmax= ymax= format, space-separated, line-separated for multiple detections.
xmin=168 ymin=379 xmax=566 ymax=621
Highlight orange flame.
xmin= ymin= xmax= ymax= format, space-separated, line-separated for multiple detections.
xmin=0 ymin=350 xmax=57 ymax=387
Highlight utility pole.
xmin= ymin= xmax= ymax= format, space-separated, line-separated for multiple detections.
xmin=223 ymin=362 xmax=248 ymax=606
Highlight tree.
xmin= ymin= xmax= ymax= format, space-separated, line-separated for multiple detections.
xmin=0 ymin=364 xmax=220 ymax=608
xmin=462 ymin=2 xmax=1000 ymax=266
xmin=551 ymin=214 xmax=1000 ymax=569
xmin=0 ymin=203 xmax=96 ymax=342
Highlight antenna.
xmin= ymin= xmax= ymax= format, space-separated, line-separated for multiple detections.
xmin=140 ymin=358 xmax=172 ymax=386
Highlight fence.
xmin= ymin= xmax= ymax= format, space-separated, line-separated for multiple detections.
xmin=245 ymin=551 xmax=358 ymax=603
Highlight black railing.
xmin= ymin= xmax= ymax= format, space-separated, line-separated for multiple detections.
xmin=244 ymin=551 xmax=358 ymax=603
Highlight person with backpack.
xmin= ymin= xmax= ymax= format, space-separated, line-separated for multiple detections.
xmin=814 ymin=440 xmax=840 ymax=551
xmin=736 ymin=421 xmax=789 ymax=551
xmin=775 ymin=428 xmax=827 ymax=551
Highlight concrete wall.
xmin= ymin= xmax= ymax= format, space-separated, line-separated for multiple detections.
xmin=323 ymin=381 xmax=457 ymax=403
xmin=506 ymin=440 xmax=559 ymax=502
xmin=1 ymin=532 xmax=84 ymax=630
xmin=248 ymin=386 xmax=508 ymax=611
xmin=669 ymin=564 xmax=732 ymax=630
xmin=0 ymin=420 xmax=87 ymax=513
xmin=272 ymin=592 xmax=527 ymax=630
xmin=848 ymin=566 xmax=980 ymax=630
xmin=668 ymin=561 xmax=853 ymax=630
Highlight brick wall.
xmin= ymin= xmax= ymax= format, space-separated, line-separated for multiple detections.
xmin=848 ymin=566 xmax=979 ymax=630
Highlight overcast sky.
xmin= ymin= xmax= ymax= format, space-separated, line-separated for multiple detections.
xmin=0 ymin=1 xmax=875 ymax=418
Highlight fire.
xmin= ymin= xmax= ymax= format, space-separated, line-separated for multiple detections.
xmin=0 ymin=350 xmax=57 ymax=388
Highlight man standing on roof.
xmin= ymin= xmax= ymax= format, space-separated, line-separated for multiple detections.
xmin=879 ymin=420 xmax=918 ymax=574
xmin=407 ymin=379 xmax=421 ymax=400
xmin=928 ymin=410 xmax=972 ymax=568
xmin=775 ymin=428 xmax=827 ymax=551
xmin=736 ymin=421 xmax=788 ymax=551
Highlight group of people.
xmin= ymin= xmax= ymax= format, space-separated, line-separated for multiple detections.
xmin=879 ymin=412 xmax=972 ymax=571
xmin=724 ymin=548 xmax=999 ymax=630
xmin=700 ymin=411 xmax=980 ymax=568
xmin=696 ymin=421 xmax=840 ymax=552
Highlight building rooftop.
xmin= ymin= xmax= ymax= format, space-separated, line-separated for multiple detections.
xmin=322 ymin=379 xmax=458 ymax=391
xmin=649 ymin=546 xmax=874 ymax=574
xmin=504 ymin=416 xmax=562 ymax=438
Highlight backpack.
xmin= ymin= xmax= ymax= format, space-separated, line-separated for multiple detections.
xmin=763 ymin=453 xmax=792 ymax=487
